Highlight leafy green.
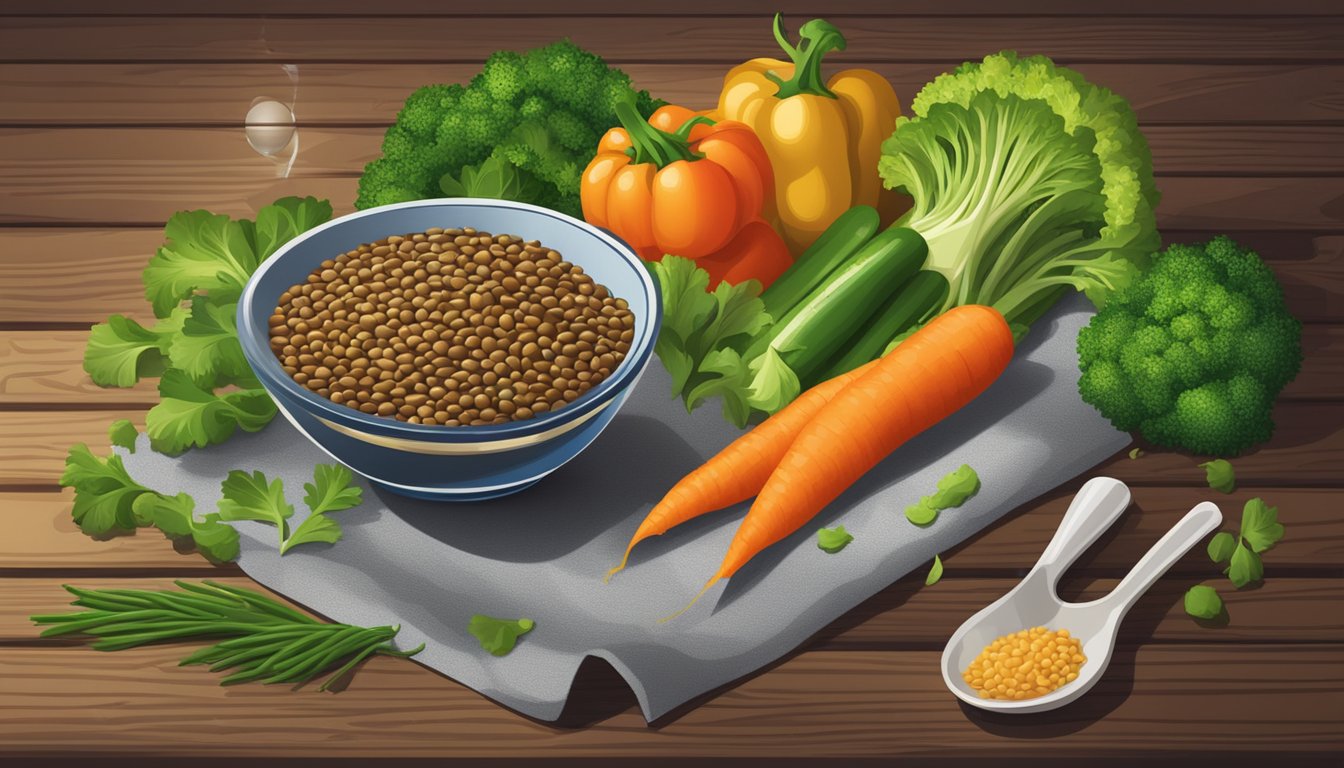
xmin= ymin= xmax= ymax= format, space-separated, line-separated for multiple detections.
xmin=1078 ymin=237 xmax=1302 ymax=456
xmin=168 ymin=297 xmax=250 ymax=386
xmin=647 ymin=256 xmax=772 ymax=426
xmin=281 ymin=464 xmax=365 ymax=553
xmin=108 ymin=419 xmax=139 ymax=453
xmin=303 ymin=464 xmax=364 ymax=516
xmin=905 ymin=465 xmax=980 ymax=526
xmin=816 ymin=525 xmax=854 ymax=553
xmin=1199 ymin=459 xmax=1236 ymax=494
xmin=132 ymin=492 xmax=240 ymax=563
xmin=83 ymin=312 xmax=182 ymax=388
xmin=1183 ymin=584 xmax=1223 ymax=619
xmin=216 ymin=465 xmax=363 ymax=554
xmin=31 ymin=580 xmax=422 ymax=690
xmin=146 ymin=370 xmax=276 ymax=454
xmin=356 ymin=40 xmax=662 ymax=217
xmin=1208 ymin=498 xmax=1284 ymax=589
xmin=1207 ymin=531 xmax=1237 ymax=563
xmin=59 ymin=445 xmax=155 ymax=535
xmin=897 ymin=52 xmax=1158 ymax=320
xmin=217 ymin=469 xmax=295 ymax=544
xmin=85 ymin=196 xmax=330 ymax=456
xmin=1128 ymin=447 xmax=1144 ymax=460
xmin=1239 ymin=498 xmax=1283 ymax=554
xmin=925 ymin=555 xmax=944 ymax=586
xmin=468 ymin=615 xmax=535 ymax=657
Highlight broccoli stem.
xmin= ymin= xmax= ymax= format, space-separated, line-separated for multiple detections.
xmin=613 ymin=100 xmax=700 ymax=169
xmin=764 ymin=14 xmax=846 ymax=100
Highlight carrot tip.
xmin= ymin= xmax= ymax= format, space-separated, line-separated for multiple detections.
xmin=657 ymin=576 xmax=720 ymax=624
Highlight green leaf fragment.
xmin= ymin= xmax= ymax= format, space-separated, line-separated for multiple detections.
xmin=281 ymin=514 xmax=344 ymax=553
xmin=925 ymin=555 xmax=944 ymax=586
xmin=1226 ymin=542 xmax=1263 ymax=588
xmin=468 ymin=615 xmax=535 ymax=657
xmin=302 ymin=464 xmax=363 ymax=516
xmin=816 ymin=525 xmax=854 ymax=553
xmin=133 ymin=492 xmax=240 ymax=562
xmin=904 ymin=500 xmax=939 ymax=526
xmin=217 ymin=469 xmax=295 ymax=544
xmin=904 ymin=465 xmax=980 ymax=526
xmin=1239 ymin=497 xmax=1283 ymax=554
xmin=1128 ymin=447 xmax=1144 ymax=460
xmin=1199 ymin=459 xmax=1236 ymax=494
xmin=932 ymin=464 xmax=980 ymax=508
xmin=108 ymin=419 xmax=139 ymax=453
xmin=83 ymin=314 xmax=176 ymax=388
xmin=1183 ymin=584 xmax=1223 ymax=619
xmin=59 ymin=444 xmax=154 ymax=535
xmin=169 ymin=296 xmax=250 ymax=386
xmin=1207 ymin=531 xmax=1237 ymax=564
xmin=146 ymin=369 xmax=276 ymax=454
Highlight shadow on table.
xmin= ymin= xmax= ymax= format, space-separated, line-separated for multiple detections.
xmin=386 ymin=413 xmax=702 ymax=562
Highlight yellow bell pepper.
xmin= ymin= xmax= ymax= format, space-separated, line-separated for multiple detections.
xmin=714 ymin=15 xmax=906 ymax=254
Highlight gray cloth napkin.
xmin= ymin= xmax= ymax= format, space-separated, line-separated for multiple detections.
xmin=121 ymin=295 xmax=1128 ymax=722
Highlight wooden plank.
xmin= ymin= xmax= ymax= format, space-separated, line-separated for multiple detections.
xmin=0 ymin=491 xmax=241 ymax=573
xmin=2 ymin=128 xmax=1343 ymax=224
xmin=4 ymin=483 xmax=1338 ymax=575
xmin=1 ymin=401 xmax=1339 ymax=488
xmin=4 ymin=231 xmax=1339 ymax=327
xmin=4 ymin=324 xmax=1339 ymax=406
xmin=6 ymin=63 xmax=1344 ymax=126
xmin=6 ymin=574 xmax=1341 ymax=646
xmin=0 ymin=331 xmax=158 ymax=404
xmin=2 ymin=17 xmax=1341 ymax=64
xmin=0 ymin=644 xmax=1339 ymax=757
xmin=20 ymin=1 xmax=1344 ymax=16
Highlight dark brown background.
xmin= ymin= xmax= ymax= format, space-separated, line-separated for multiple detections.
xmin=0 ymin=1 xmax=1341 ymax=764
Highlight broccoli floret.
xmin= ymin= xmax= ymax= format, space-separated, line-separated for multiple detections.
xmin=355 ymin=40 xmax=662 ymax=217
xmin=1077 ymin=236 xmax=1302 ymax=456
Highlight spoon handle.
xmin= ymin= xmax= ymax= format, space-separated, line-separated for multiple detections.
xmin=1035 ymin=477 xmax=1132 ymax=582
xmin=1102 ymin=502 xmax=1224 ymax=613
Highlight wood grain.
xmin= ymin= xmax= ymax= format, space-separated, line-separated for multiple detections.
xmin=4 ymin=231 xmax=1339 ymax=327
xmin=0 ymin=644 xmax=1340 ymax=757
xmin=3 ymin=326 xmax=1338 ymax=406
xmin=0 ymin=125 xmax=1340 ymax=225
xmin=0 ymin=492 xmax=242 ymax=573
xmin=6 ymin=574 xmax=1342 ymax=646
xmin=2 ymin=144 xmax=1342 ymax=227
xmin=6 ymin=63 xmax=1344 ymax=126
xmin=1 ymin=402 xmax=1339 ymax=487
xmin=4 ymin=485 xmax=1338 ymax=576
xmin=2 ymin=16 xmax=1341 ymax=64
xmin=21 ymin=1 xmax=1344 ymax=16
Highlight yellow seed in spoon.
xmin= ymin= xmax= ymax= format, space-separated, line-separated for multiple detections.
xmin=964 ymin=626 xmax=1086 ymax=700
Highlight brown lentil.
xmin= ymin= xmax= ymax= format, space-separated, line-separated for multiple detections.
xmin=270 ymin=228 xmax=635 ymax=426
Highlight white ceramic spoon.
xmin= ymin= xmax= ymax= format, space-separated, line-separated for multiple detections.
xmin=940 ymin=476 xmax=1223 ymax=714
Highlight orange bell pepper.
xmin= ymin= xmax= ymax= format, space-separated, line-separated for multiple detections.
xmin=581 ymin=100 xmax=783 ymax=267
xmin=695 ymin=219 xmax=793 ymax=289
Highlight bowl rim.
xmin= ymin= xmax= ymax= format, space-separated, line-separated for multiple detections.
xmin=237 ymin=197 xmax=661 ymax=444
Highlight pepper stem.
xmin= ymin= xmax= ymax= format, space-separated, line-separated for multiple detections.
xmin=764 ymin=13 xmax=847 ymax=100
xmin=613 ymin=100 xmax=701 ymax=168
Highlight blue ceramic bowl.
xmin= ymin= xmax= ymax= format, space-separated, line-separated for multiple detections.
xmin=237 ymin=199 xmax=661 ymax=501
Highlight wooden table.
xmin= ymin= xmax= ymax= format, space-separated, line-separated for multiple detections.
xmin=2 ymin=2 xmax=1341 ymax=764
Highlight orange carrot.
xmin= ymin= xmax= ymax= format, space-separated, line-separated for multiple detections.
xmin=605 ymin=358 xmax=880 ymax=582
xmin=669 ymin=305 xmax=1014 ymax=617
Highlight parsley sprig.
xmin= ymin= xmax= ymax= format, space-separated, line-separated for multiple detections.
xmin=31 ymin=581 xmax=423 ymax=690
xmin=82 ymin=197 xmax=332 ymax=454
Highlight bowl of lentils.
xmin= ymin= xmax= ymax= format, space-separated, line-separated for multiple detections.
xmin=237 ymin=199 xmax=661 ymax=501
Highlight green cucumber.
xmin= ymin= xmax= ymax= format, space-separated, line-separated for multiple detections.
xmin=760 ymin=205 xmax=879 ymax=320
xmin=819 ymin=270 xmax=949 ymax=381
xmin=752 ymin=226 xmax=928 ymax=386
